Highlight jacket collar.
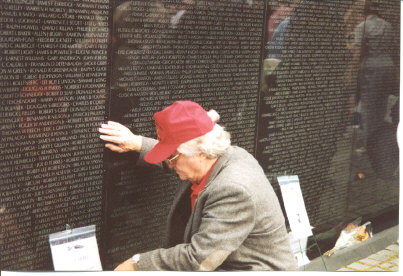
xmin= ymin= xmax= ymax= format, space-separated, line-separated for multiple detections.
xmin=183 ymin=146 xmax=234 ymax=242
xmin=203 ymin=146 xmax=234 ymax=190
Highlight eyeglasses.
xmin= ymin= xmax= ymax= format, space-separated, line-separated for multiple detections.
xmin=167 ymin=152 xmax=181 ymax=164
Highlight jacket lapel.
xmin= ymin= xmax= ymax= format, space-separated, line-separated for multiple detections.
xmin=183 ymin=147 xmax=234 ymax=242
xmin=204 ymin=146 xmax=233 ymax=189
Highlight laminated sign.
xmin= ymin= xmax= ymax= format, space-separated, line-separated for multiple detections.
xmin=278 ymin=175 xmax=313 ymax=240
xmin=49 ymin=225 xmax=102 ymax=271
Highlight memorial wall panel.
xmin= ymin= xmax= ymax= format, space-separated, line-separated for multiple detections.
xmin=1 ymin=0 xmax=109 ymax=270
xmin=104 ymin=0 xmax=265 ymax=268
xmin=257 ymin=0 xmax=399 ymax=230
xmin=0 ymin=0 xmax=399 ymax=271
xmin=257 ymin=0 xmax=354 ymax=227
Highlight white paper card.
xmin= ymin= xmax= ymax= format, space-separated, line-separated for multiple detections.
xmin=278 ymin=175 xmax=313 ymax=240
xmin=49 ymin=225 xmax=102 ymax=271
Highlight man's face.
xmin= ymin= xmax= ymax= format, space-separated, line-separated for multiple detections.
xmin=168 ymin=152 xmax=204 ymax=183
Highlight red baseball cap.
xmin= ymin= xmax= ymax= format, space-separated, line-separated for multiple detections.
xmin=144 ymin=101 xmax=215 ymax=164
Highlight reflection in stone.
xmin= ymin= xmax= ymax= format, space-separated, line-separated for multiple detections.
xmin=335 ymin=0 xmax=399 ymax=239
xmin=257 ymin=1 xmax=399 ymax=240
xmin=349 ymin=0 xmax=398 ymax=179
xmin=258 ymin=1 xmax=353 ymax=229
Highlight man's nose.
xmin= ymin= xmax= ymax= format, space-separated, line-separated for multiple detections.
xmin=168 ymin=161 xmax=174 ymax=169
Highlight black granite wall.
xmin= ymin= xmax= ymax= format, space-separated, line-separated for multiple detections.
xmin=0 ymin=0 xmax=399 ymax=270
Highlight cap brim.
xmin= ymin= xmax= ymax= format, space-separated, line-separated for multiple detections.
xmin=144 ymin=142 xmax=180 ymax=164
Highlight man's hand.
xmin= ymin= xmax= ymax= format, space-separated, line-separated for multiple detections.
xmin=99 ymin=121 xmax=142 ymax=153
xmin=114 ymin=257 xmax=138 ymax=271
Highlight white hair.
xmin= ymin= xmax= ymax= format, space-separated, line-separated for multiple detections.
xmin=177 ymin=109 xmax=231 ymax=158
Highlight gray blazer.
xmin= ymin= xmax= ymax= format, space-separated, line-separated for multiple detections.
xmin=136 ymin=137 xmax=297 ymax=271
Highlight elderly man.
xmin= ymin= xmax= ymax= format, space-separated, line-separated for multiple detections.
xmin=98 ymin=101 xmax=297 ymax=271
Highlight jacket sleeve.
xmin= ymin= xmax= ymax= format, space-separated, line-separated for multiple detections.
xmin=137 ymin=183 xmax=256 ymax=271
xmin=137 ymin=136 xmax=171 ymax=172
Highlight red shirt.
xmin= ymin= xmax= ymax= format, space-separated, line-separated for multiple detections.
xmin=190 ymin=161 xmax=216 ymax=211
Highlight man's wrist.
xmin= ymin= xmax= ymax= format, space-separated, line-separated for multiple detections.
xmin=132 ymin=135 xmax=143 ymax=152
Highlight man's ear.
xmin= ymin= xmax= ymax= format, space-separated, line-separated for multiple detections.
xmin=198 ymin=152 xmax=208 ymax=160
